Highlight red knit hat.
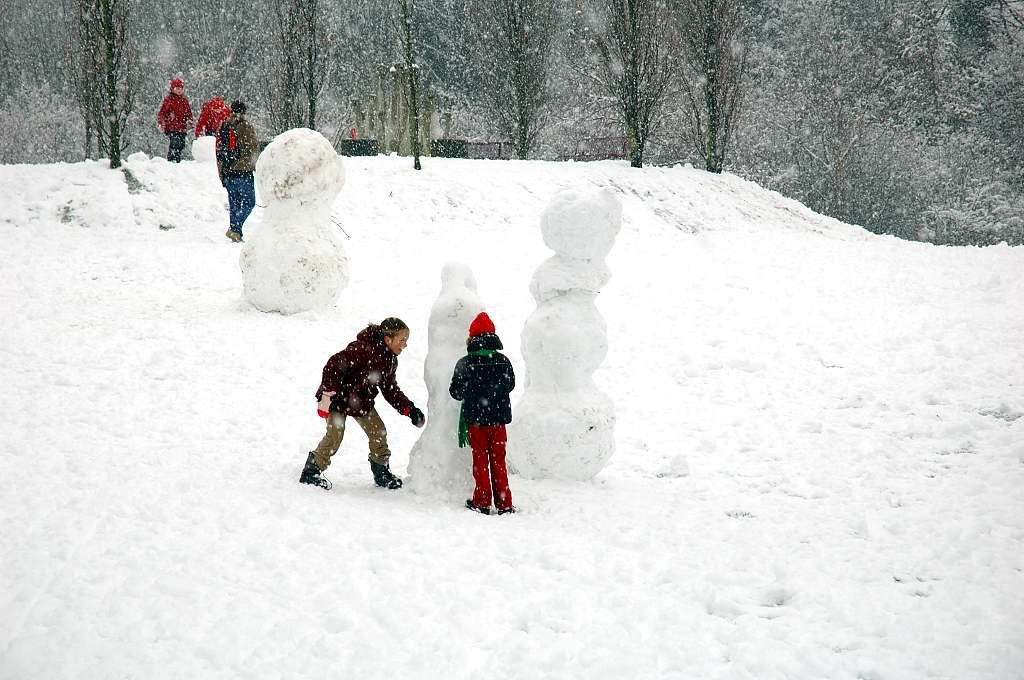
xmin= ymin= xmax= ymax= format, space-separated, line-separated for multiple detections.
xmin=170 ymin=78 xmax=184 ymax=90
xmin=468 ymin=312 xmax=496 ymax=337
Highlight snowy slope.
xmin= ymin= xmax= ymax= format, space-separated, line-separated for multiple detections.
xmin=1 ymin=153 xmax=1022 ymax=680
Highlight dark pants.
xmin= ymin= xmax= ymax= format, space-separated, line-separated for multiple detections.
xmin=224 ymin=173 xmax=256 ymax=235
xmin=167 ymin=132 xmax=186 ymax=162
xmin=468 ymin=424 xmax=512 ymax=511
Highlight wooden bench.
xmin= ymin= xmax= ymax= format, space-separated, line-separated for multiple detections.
xmin=565 ymin=137 xmax=629 ymax=162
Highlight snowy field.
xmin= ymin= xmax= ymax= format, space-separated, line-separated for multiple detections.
xmin=1 ymin=152 xmax=1023 ymax=679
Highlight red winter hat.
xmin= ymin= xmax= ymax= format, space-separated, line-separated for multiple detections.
xmin=468 ymin=312 xmax=496 ymax=337
xmin=170 ymin=78 xmax=184 ymax=90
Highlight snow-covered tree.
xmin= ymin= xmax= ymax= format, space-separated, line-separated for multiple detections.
xmin=66 ymin=0 xmax=138 ymax=169
xmin=266 ymin=0 xmax=335 ymax=133
xmin=398 ymin=0 xmax=424 ymax=169
xmin=670 ymin=0 xmax=748 ymax=173
xmin=470 ymin=0 xmax=560 ymax=159
xmin=592 ymin=0 xmax=674 ymax=168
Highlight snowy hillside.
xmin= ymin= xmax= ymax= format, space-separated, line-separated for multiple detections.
xmin=1 ymin=153 xmax=1022 ymax=680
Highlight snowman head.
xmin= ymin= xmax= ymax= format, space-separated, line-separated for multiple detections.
xmin=256 ymin=128 xmax=346 ymax=208
xmin=440 ymin=261 xmax=478 ymax=293
xmin=541 ymin=188 xmax=622 ymax=260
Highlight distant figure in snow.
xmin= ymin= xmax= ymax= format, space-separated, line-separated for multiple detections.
xmin=300 ymin=318 xmax=426 ymax=491
xmin=449 ymin=312 xmax=516 ymax=515
xmin=194 ymin=96 xmax=232 ymax=138
xmin=216 ymin=100 xmax=259 ymax=242
xmin=157 ymin=78 xmax=193 ymax=162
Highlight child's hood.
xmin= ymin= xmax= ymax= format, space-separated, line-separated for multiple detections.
xmin=356 ymin=324 xmax=383 ymax=344
xmin=468 ymin=332 xmax=503 ymax=353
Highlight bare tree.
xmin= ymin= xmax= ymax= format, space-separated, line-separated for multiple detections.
xmin=673 ymin=0 xmax=748 ymax=173
xmin=594 ymin=0 xmax=674 ymax=168
xmin=65 ymin=0 xmax=137 ymax=168
xmin=268 ymin=2 xmax=303 ymax=132
xmin=952 ymin=0 xmax=1024 ymax=49
xmin=0 ymin=5 xmax=12 ymax=101
xmin=398 ymin=0 xmax=423 ymax=169
xmin=299 ymin=0 xmax=334 ymax=130
xmin=766 ymin=3 xmax=911 ymax=235
xmin=63 ymin=0 xmax=104 ymax=159
xmin=267 ymin=0 xmax=333 ymax=132
xmin=472 ymin=0 xmax=559 ymax=159
xmin=993 ymin=0 xmax=1024 ymax=32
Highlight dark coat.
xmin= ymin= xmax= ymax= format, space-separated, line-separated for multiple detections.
xmin=216 ymin=114 xmax=259 ymax=177
xmin=316 ymin=325 xmax=415 ymax=418
xmin=449 ymin=333 xmax=515 ymax=425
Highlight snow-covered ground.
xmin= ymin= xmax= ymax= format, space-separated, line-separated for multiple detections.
xmin=1 ymin=153 xmax=1022 ymax=680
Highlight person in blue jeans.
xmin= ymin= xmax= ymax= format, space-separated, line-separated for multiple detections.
xmin=216 ymin=101 xmax=259 ymax=242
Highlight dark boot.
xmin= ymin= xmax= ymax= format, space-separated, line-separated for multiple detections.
xmin=300 ymin=452 xmax=332 ymax=490
xmin=465 ymin=499 xmax=491 ymax=515
xmin=369 ymin=460 xmax=402 ymax=489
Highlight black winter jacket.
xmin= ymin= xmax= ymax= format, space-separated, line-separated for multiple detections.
xmin=449 ymin=333 xmax=515 ymax=425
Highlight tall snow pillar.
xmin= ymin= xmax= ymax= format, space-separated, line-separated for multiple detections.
xmin=509 ymin=188 xmax=622 ymax=480
xmin=406 ymin=262 xmax=484 ymax=497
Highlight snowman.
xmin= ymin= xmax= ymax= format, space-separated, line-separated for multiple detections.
xmin=239 ymin=128 xmax=348 ymax=314
xmin=509 ymin=188 xmax=622 ymax=480
xmin=406 ymin=262 xmax=484 ymax=497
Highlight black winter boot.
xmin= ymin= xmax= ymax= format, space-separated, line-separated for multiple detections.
xmin=465 ymin=499 xmax=491 ymax=515
xmin=300 ymin=452 xmax=332 ymax=490
xmin=370 ymin=460 xmax=403 ymax=489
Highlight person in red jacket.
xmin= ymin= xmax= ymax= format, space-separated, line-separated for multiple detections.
xmin=156 ymin=78 xmax=193 ymax=162
xmin=194 ymin=96 xmax=231 ymax=138
xmin=300 ymin=318 xmax=426 ymax=491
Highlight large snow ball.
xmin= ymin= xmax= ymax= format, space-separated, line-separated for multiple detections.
xmin=240 ymin=225 xmax=349 ymax=314
xmin=541 ymin=188 xmax=622 ymax=260
xmin=521 ymin=294 xmax=608 ymax=391
xmin=510 ymin=390 xmax=616 ymax=481
xmin=529 ymin=255 xmax=611 ymax=304
xmin=191 ymin=135 xmax=216 ymax=163
xmin=256 ymin=128 xmax=345 ymax=207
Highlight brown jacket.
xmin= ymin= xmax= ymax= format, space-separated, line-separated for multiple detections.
xmin=315 ymin=325 xmax=415 ymax=418
xmin=216 ymin=113 xmax=259 ymax=177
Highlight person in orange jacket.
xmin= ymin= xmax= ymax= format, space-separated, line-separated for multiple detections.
xmin=156 ymin=78 xmax=193 ymax=162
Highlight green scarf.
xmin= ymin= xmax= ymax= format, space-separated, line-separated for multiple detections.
xmin=458 ymin=348 xmax=495 ymax=448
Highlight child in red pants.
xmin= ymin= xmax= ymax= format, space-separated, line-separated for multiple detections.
xmin=449 ymin=312 xmax=516 ymax=515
